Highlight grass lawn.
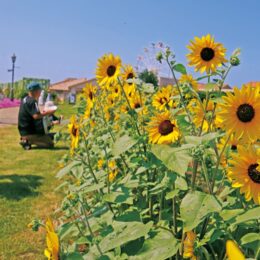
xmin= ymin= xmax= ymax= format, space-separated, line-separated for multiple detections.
xmin=0 ymin=102 xmax=77 ymax=260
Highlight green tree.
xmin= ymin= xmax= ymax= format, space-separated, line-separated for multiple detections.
xmin=139 ymin=69 xmax=159 ymax=87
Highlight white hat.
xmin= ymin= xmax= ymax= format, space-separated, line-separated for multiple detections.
xmin=44 ymin=101 xmax=57 ymax=111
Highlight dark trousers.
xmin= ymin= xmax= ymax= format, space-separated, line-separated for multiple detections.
xmin=22 ymin=133 xmax=54 ymax=148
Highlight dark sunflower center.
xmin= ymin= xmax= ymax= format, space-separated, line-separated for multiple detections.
xmin=72 ymin=126 xmax=78 ymax=137
xmin=231 ymin=145 xmax=237 ymax=150
xmin=89 ymin=91 xmax=93 ymax=100
xmin=159 ymin=97 xmax=167 ymax=104
xmin=158 ymin=120 xmax=174 ymax=135
xmin=134 ymin=103 xmax=141 ymax=109
xmin=248 ymin=164 xmax=260 ymax=184
xmin=236 ymin=104 xmax=255 ymax=122
xmin=127 ymin=73 xmax=134 ymax=79
xmin=200 ymin=47 xmax=215 ymax=61
xmin=107 ymin=65 xmax=116 ymax=77
xmin=115 ymin=87 xmax=119 ymax=93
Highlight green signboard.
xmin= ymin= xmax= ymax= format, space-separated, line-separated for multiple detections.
xmin=0 ymin=77 xmax=50 ymax=99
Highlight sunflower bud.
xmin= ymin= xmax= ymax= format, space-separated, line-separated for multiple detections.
xmin=230 ymin=56 xmax=240 ymax=66
xmin=156 ymin=52 xmax=163 ymax=63
xmin=165 ymin=47 xmax=172 ymax=58
xmin=28 ymin=219 xmax=41 ymax=232
xmin=191 ymin=145 xmax=205 ymax=159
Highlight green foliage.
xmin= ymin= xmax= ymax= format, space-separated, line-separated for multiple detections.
xmin=151 ymin=144 xmax=192 ymax=176
xmin=138 ymin=69 xmax=158 ymax=87
xmin=35 ymin=44 xmax=260 ymax=260
xmin=172 ymin=63 xmax=187 ymax=75
xmin=180 ymin=191 xmax=222 ymax=231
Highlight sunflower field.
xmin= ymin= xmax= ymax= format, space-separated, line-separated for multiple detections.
xmin=31 ymin=35 xmax=260 ymax=259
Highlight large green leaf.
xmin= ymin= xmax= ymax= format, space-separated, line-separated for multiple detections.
xmin=219 ymin=209 xmax=244 ymax=222
xmin=151 ymin=145 xmax=192 ymax=176
xmin=58 ymin=222 xmax=79 ymax=240
xmin=98 ymin=221 xmax=153 ymax=253
xmin=232 ymin=207 xmax=260 ymax=226
xmin=172 ymin=63 xmax=187 ymax=75
xmin=129 ymin=229 xmax=179 ymax=260
xmin=75 ymin=182 xmax=105 ymax=193
xmin=240 ymin=233 xmax=260 ymax=245
xmin=64 ymin=253 xmax=83 ymax=260
xmin=185 ymin=132 xmax=222 ymax=146
xmin=56 ymin=161 xmax=81 ymax=179
xmin=180 ymin=191 xmax=222 ymax=232
xmin=112 ymin=134 xmax=137 ymax=156
xmin=103 ymin=191 xmax=133 ymax=205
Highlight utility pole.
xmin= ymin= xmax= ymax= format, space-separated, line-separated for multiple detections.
xmin=8 ymin=53 xmax=17 ymax=101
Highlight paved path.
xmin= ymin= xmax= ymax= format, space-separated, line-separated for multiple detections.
xmin=0 ymin=107 xmax=19 ymax=125
xmin=0 ymin=106 xmax=69 ymax=126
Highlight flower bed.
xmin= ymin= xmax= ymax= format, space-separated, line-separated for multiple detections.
xmin=0 ymin=98 xmax=21 ymax=109
xmin=30 ymin=35 xmax=260 ymax=260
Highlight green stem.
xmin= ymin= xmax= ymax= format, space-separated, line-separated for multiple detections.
xmin=97 ymin=98 xmax=130 ymax=172
xmin=103 ymin=146 xmax=111 ymax=193
xmin=191 ymin=160 xmax=199 ymax=191
xmin=200 ymin=216 xmax=210 ymax=240
xmin=172 ymin=195 xmax=178 ymax=235
xmin=79 ymin=200 xmax=103 ymax=256
xmin=83 ymin=139 xmax=115 ymax=216
xmin=212 ymin=132 xmax=231 ymax=192
xmin=201 ymin=157 xmax=213 ymax=194
xmin=166 ymin=58 xmax=196 ymax=135
xmin=159 ymin=191 xmax=165 ymax=222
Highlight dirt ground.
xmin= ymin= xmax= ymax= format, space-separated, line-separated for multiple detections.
xmin=0 ymin=107 xmax=19 ymax=125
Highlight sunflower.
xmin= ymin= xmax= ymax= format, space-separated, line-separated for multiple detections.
xmin=148 ymin=111 xmax=181 ymax=144
xmin=218 ymin=134 xmax=245 ymax=152
xmin=104 ymin=107 xmax=111 ymax=121
xmin=84 ymin=107 xmax=91 ymax=119
xmin=83 ymin=83 xmax=97 ymax=107
xmin=96 ymin=53 xmax=122 ymax=86
xmin=68 ymin=116 xmax=80 ymax=154
xmin=152 ymin=85 xmax=178 ymax=111
xmin=183 ymin=231 xmax=197 ymax=260
xmin=130 ymin=94 xmax=141 ymax=109
xmin=187 ymin=34 xmax=227 ymax=74
xmin=123 ymin=83 xmax=137 ymax=99
xmin=188 ymin=99 xmax=221 ymax=132
xmin=218 ymin=85 xmax=260 ymax=142
xmin=120 ymin=103 xmax=130 ymax=114
xmin=217 ymin=134 xmax=246 ymax=169
xmin=179 ymin=74 xmax=198 ymax=91
xmin=44 ymin=217 xmax=59 ymax=260
xmin=226 ymin=240 xmax=245 ymax=260
xmin=228 ymin=145 xmax=260 ymax=204
xmin=107 ymin=93 xmax=117 ymax=107
xmin=122 ymin=65 xmax=136 ymax=85
xmin=129 ymin=94 xmax=148 ymax=116
xmin=108 ymin=160 xmax=118 ymax=182
xmin=97 ymin=159 xmax=104 ymax=169
xmin=112 ymin=84 xmax=121 ymax=97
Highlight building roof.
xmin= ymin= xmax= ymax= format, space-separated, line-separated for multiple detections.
xmin=197 ymin=83 xmax=232 ymax=92
xmin=245 ymin=81 xmax=260 ymax=87
xmin=49 ymin=78 xmax=88 ymax=91
xmin=158 ymin=76 xmax=176 ymax=86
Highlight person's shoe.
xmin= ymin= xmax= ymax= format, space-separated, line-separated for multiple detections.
xmin=19 ymin=138 xmax=31 ymax=150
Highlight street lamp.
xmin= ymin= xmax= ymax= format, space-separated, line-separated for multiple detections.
xmin=8 ymin=53 xmax=17 ymax=101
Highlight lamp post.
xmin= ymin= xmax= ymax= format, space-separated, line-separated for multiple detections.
xmin=8 ymin=53 xmax=17 ymax=101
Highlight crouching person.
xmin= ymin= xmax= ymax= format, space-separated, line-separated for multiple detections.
xmin=18 ymin=82 xmax=57 ymax=150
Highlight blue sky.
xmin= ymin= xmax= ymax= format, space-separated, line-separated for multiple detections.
xmin=0 ymin=0 xmax=259 ymax=86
